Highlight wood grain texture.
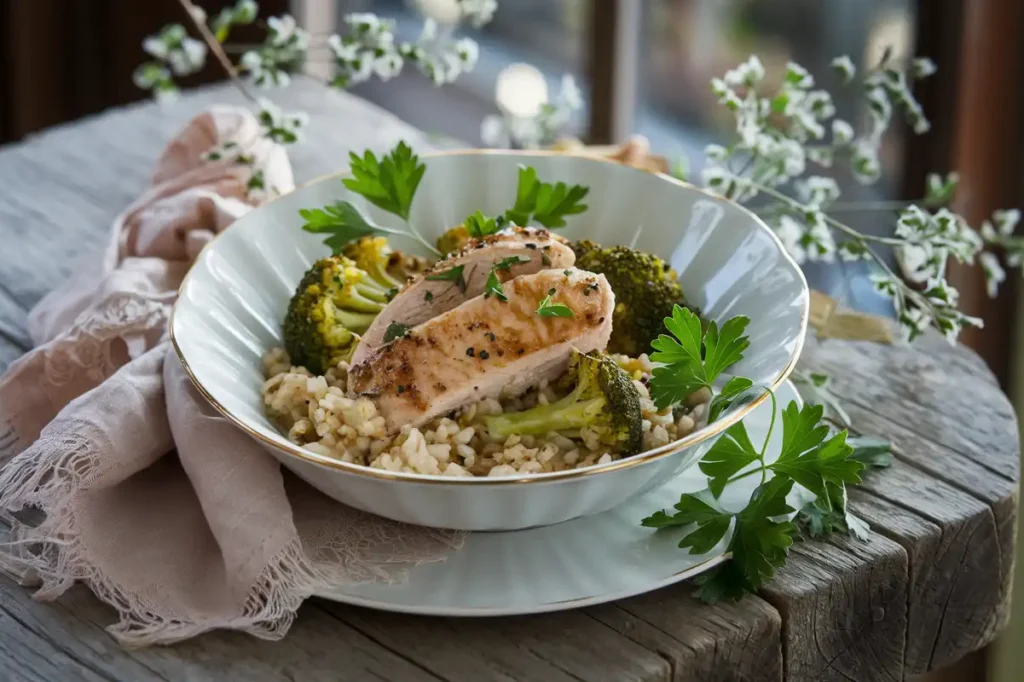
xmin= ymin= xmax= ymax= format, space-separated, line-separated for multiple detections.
xmin=586 ymin=588 xmax=783 ymax=682
xmin=0 ymin=79 xmax=1019 ymax=682
xmin=801 ymin=336 xmax=1019 ymax=674
xmin=760 ymin=533 xmax=908 ymax=682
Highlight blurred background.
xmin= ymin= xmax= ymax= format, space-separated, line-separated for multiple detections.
xmin=1 ymin=2 xmax=1021 ymax=679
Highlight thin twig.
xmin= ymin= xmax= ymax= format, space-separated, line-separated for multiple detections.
xmin=176 ymin=0 xmax=258 ymax=104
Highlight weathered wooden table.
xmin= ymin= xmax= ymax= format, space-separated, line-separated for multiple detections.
xmin=0 ymin=80 xmax=1018 ymax=682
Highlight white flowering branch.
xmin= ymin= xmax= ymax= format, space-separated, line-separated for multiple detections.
xmin=136 ymin=0 xmax=494 ymax=200
xmin=697 ymin=52 xmax=1020 ymax=342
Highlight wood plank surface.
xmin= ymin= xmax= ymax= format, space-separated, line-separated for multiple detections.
xmin=0 ymin=78 xmax=1018 ymax=682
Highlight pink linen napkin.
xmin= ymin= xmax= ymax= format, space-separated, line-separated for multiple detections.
xmin=0 ymin=106 xmax=464 ymax=646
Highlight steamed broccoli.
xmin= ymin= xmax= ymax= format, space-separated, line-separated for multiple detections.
xmin=283 ymin=256 xmax=392 ymax=374
xmin=436 ymin=224 xmax=471 ymax=256
xmin=342 ymin=236 xmax=405 ymax=290
xmin=572 ymin=241 xmax=696 ymax=356
xmin=483 ymin=350 xmax=643 ymax=456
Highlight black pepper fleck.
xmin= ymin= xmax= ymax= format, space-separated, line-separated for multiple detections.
xmin=397 ymin=385 xmax=405 ymax=394
xmin=542 ymin=245 xmax=551 ymax=251
xmin=486 ymin=332 xmax=496 ymax=342
xmin=525 ymin=243 xmax=537 ymax=250
xmin=518 ymin=348 xmax=525 ymax=355
xmin=548 ymin=287 xmax=556 ymax=295
xmin=466 ymin=347 xmax=475 ymax=357
xmin=424 ymin=291 xmax=433 ymax=301
xmin=479 ymin=350 xmax=490 ymax=360
xmin=497 ymin=349 xmax=504 ymax=357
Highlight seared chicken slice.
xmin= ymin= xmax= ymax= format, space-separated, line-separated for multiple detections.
xmin=348 ymin=268 xmax=614 ymax=431
xmin=349 ymin=226 xmax=575 ymax=367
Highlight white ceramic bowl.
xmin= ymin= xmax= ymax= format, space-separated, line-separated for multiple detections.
xmin=171 ymin=150 xmax=809 ymax=531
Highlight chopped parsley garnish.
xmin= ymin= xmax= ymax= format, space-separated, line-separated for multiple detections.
xmin=426 ymin=264 xmax=467 ymax=294
xmin=484 ymin=256 xmax=529 ymax=302
xmin=383 ymin=322 xmax=411 ymax=343
xmin=536 ymin=292 xmax=575 ymax=318
xmin=424 ymin=291 xmax=434 ymax=302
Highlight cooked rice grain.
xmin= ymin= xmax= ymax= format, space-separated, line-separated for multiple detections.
xmin=261 ymin=349 xmax=704 ymax=477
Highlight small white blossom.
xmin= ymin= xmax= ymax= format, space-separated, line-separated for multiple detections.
xmin=167 ymin=37 xmax=207 ymax=76
xmin=806 ymin=146 xmax=834 ymax=168
xmin=704 ymin=144 xmax=728 ymax=162
xmin=143 ymin=36 xmax=169 ymax=60
xmin=830 ymin=55 xmax=856 ymax=83
xmin=796 ymin=176 xmax=841 ymax=207
xmin=724 ymin=56 xmax=765 ymax=87
xmin=267 ymin=15 xmax=298 ymax=46
xmin=455 ymin=38 xmax=479 ymax=69
xmin=784 ymin=62 xmax=814 ymax=89
xmin=851 ymin=139 xmax=881 ymax=185
xmin=993 ymin=209 xmax=1021 ymax=236
xmin=864 ymin=87 xmax=892 ymax=136
xmin=912 ymin=57 xmax=938 ymax=79
xmin=831 ymin=119 xmax=854 ymax=146
xmin=458 ymin=0 xmax=498 ymax=28
xmin=374 ymin=52 xmax=404 ymax=80
xmin=701 ymin=165 xmax=730 ymax=191
xmin=256 ymin=98 xmax=309 ymax=145
xmin=776 ymin=215 xmax=807 ymax=264
xmin=806 ymin=212 xmax=837 ymax=262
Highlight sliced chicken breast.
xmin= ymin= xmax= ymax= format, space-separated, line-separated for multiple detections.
xmin=348 ymin=268 xmax=614 ymax=431
xmin=349 ymin=226 xmax=575 ymax=367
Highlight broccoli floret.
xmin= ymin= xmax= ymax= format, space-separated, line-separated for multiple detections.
xmin=436 ymin=224 xmax=470 ymax=256
xmin=342 ymin=236 xmax=406 ymax=290
xmin=283 ymin=256 xmax=391 ymax=374
xmin=572 ymin=242 xmax=697 ymax=356
xmin=483 ymin=350 xmax=643 ymax=456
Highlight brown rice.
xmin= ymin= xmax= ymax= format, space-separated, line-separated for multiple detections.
xmin=261 ymin=348 xmax=704 ymax=477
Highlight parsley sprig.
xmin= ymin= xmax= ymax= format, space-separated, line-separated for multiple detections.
xmin=300 ymin=141 xmax=440 ymax=256
xmin=643 ymin=393 xmax=877 ymax=602
xmin=642 ymin=305 xmax=891 ymax=603
xmin=505 ymin=166 xmax=589 ymax=228
xmin=649 ymin=306 xmax=751 ymax=411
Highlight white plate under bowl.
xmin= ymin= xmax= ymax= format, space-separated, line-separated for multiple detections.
xmin=171 ymin=149 xmax=809 ymax=531
xmin=314 ymin=380 xmax=802 ymax=615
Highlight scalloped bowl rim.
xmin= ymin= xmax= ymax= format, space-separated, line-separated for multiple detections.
xmin=170 ymin=149 xmax=809 ymax=485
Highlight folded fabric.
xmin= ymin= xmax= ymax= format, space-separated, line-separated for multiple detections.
xmin=0 ymin=106 xmax=464 ymax=647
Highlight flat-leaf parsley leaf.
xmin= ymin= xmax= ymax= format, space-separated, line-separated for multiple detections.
xmin=343 ymin=141 xmax=425 ymax=221
xmin=649 ymin=306 xmax=750 ymax=409
xmin=505 ymin=166 xmax=589 ymax=228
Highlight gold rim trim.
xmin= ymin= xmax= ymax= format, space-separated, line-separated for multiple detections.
xmin=169 ymin=148 xmax=809 ymax=486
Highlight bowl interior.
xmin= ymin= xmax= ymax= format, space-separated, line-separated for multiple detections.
xmin=171 ymin=150 xmax=809 ymax=481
